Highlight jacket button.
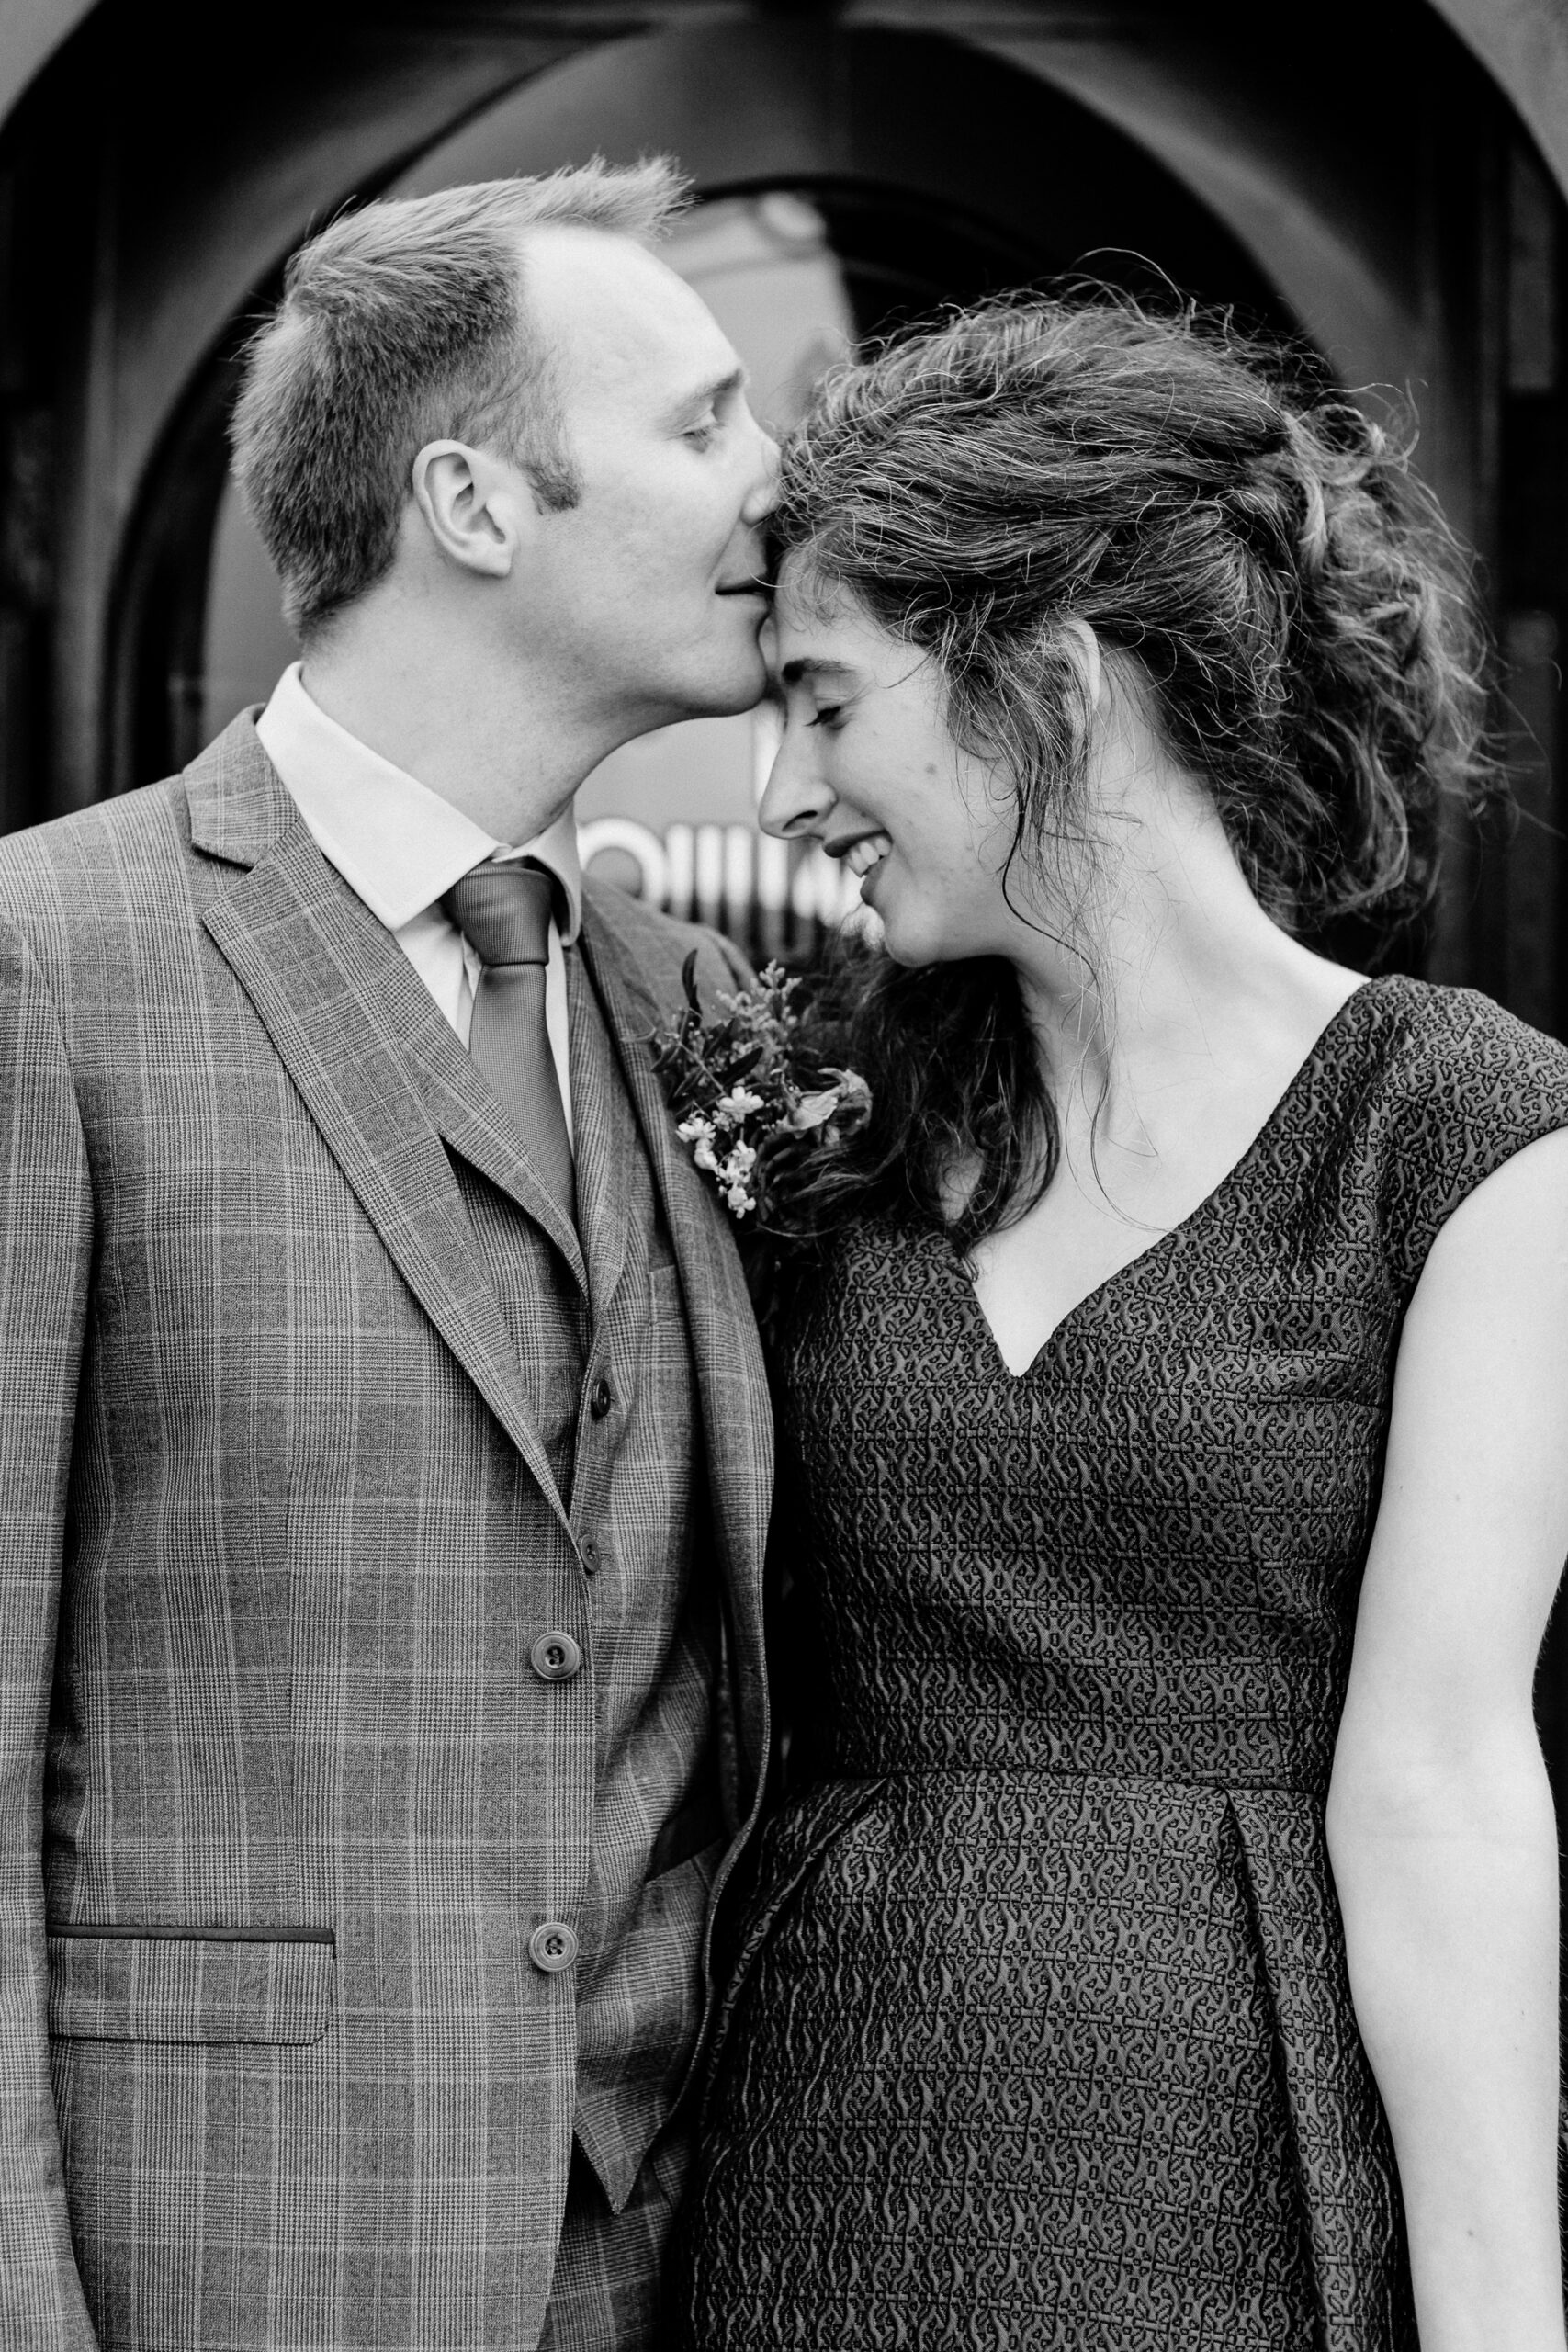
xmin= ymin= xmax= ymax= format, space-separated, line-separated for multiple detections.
xmin=529 ymin=1630 xmax=582 ymax=1684
xmin=580 ymin=1537 xmax=601 ymax=1574
xmin=589 ymin=1377 xmax=614 ymax=1420
xmin=528 ymin=1920 xmax=579 ymax=1974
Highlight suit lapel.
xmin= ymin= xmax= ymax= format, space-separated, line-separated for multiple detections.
xmin=188 ymin=721 xmax=575 ymax=1532
xmin=564 ymin=950 xmax=632 ymax=1324
xmin=577 ymin=889 xmax=773 ymax=1764
xmin=399 ymin=1016 xmax=587 ymax=1295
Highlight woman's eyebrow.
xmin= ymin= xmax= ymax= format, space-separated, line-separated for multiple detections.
xmin=781 ymin=656 xmax=854 ymax=684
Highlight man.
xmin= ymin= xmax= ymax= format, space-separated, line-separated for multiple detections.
xmin=0 ymin=160 xmax=777 ymax=2350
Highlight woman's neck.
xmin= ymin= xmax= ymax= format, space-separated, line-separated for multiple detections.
xmin=1004 ymin=756 xmax=1357 ymax=1158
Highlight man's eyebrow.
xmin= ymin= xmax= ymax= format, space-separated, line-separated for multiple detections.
xmin=666 ymin=365 xmax=747 ymax=424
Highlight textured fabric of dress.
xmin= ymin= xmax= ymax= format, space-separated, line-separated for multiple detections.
xmin=678 ymin=978 xmax=1568 ymax=2352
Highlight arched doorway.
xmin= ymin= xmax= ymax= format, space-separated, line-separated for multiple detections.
xmin=134 ymin=21 xmax=1298 ymax=956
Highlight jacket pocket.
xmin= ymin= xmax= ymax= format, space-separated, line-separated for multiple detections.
xmin=47 ymin=1925 xmax=335 ymax=2046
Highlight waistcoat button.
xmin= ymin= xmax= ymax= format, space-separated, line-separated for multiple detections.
xmin=529 ymin=1920 xmax=579 ymax=1974
xmin=589 ymin=1377 xmax=614 ymax=1420
xmin=530 ymin=1630 xmax=582 ymax=1683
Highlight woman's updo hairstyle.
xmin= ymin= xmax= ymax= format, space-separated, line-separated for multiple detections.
xmin=774 ymin=292 xmax=1493 ymax=1250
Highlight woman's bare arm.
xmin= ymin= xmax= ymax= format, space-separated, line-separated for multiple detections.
xmin=1327 ymin=1125 xmax=1568 ymax=2352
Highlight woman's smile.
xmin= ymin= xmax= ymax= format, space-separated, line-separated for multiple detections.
xmin=833 ymin=830 xmax=893 ymax=882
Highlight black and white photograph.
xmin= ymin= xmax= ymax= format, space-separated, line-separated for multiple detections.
xmin=2 ymin=3 xmax=1567 ymax=2346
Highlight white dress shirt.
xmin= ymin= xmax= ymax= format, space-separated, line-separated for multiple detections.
xmin=256 ymin=662 xmax=582 ymax=1145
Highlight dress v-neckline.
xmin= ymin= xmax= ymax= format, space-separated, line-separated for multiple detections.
xmin=948 ymin=978 xmax=1382 ymax=1381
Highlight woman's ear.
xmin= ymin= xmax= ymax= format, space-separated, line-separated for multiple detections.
xmin=1056 ymin=617 xmax=1104 ymax=720
xmin=409 ymin=439 xmax=528 ymax=580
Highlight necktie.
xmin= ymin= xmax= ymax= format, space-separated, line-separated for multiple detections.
xmin=441 ymin=863 xmax=575 ymax=1226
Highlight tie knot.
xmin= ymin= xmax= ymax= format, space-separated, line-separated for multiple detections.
xmin=442 ymin=863 xmax=555 ymax=968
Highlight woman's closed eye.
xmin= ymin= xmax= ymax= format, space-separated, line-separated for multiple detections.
xmin=807 ymin=703 xmax=846 ymax=729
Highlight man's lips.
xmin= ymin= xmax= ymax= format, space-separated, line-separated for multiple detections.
xmin=715 ymin=575 xmax=772 ymax=598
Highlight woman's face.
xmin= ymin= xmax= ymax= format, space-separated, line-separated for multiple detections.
xmin=761 ymin=561 xmax=1023 ymax=967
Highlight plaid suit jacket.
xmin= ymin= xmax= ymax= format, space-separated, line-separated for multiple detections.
xmin=0 ymin=717 xmax=773 ymax=2349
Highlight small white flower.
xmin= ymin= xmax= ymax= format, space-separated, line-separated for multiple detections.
xmin=720 ymin=1142 xmax=758 ymax=1181
xmin=724 ymin=1182 xmax=756 ymax=1216
xmin=716 ymin=1086 xmax=766 ymax=1120
xmin=677 ymin=1115 xmax=722 ymax=1176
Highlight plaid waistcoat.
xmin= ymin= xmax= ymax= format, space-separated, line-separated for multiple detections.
xmin=450 ymin=946 xmax=719 ymax=2208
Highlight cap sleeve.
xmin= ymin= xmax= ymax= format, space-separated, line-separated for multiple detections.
xmin=1374 ymin=982 xmax=1568 ymax=1299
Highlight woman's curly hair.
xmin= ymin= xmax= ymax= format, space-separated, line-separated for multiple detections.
xmin=774 ymin=290 xmax=1494 ymax=1250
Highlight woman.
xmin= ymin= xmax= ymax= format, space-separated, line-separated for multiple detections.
xmin=676 ymin=298 xmax=1568 ymax=2350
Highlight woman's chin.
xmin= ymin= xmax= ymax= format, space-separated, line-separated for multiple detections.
xmin=879 ymin=913 xmax=946 ymax=968
xmin=874 ymin=891 xmax=966 ymax=968
xmin=870 ymin=892 xmax=914 ymax=963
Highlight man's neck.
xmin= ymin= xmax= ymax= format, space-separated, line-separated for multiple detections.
xmin=299 ymin=608 xmax=615 ymax=847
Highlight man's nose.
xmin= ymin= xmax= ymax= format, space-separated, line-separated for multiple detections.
xmin=741 ymin=423 xmax=782 ymax=524
xmin=759 ymin=724 xmax=832 ymax=840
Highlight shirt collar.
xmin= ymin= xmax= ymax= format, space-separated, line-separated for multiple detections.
xmin=254 ymin=661 xmax=582 ymax=942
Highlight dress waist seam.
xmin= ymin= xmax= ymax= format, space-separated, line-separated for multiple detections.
xmin=827 ymin=1764 xmax=1322 ymax=1798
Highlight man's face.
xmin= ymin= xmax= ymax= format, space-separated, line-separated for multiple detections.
xmin=514 ymin=226 xmax=780 ymax=739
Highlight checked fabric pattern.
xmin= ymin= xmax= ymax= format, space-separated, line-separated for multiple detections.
xmin=0 ymin=714 xmax=773 ymax=2352
xmin=678 ymin=978 xmax=1568 ymax=2351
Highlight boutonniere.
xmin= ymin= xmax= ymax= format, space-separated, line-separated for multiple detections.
xmin=651 ymin=954 xmax=871 ymax=1227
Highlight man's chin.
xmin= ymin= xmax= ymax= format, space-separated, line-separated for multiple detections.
xmin=673 ymin=650 xmax=772 ymax=722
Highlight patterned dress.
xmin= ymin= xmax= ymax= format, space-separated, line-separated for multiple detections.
xmin=677 ymin=978 xmax=1568 ymax=2351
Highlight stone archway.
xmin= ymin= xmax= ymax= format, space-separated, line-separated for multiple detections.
xmin=0 ymin=0 xmax=1531 ymax=832
xmin=170 ymin=18 xmax=1308 ymax=960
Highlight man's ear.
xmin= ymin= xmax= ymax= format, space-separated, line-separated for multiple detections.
xmin=410 ymin=439 xmax=533 ymax=579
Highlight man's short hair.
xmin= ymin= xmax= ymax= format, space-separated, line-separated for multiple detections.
xmin=231 ymin=158 xmax=690 ymax=637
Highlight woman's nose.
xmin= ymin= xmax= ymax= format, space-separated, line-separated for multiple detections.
xmin=759 ymin=723 xmax=834 ymax=840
